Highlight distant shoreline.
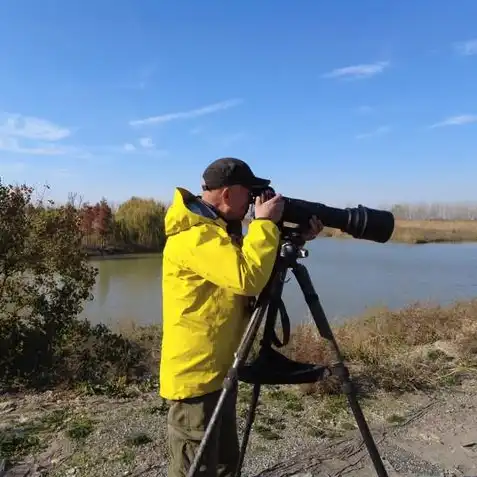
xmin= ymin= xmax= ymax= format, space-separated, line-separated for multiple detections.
xmin=84 ymin=245 xmax=161 ymax=260
xmin=85 ymin=219 xmax=477 ymax=260
xmin=246 ymin=218 xmax=477 ymax=245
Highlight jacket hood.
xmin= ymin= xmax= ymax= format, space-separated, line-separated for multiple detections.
xmin=164 ymin=187 xmax=227 ymax=237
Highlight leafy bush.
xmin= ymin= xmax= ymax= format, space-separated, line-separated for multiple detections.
xmin=0 ymin=181 xmax=152 ymax=392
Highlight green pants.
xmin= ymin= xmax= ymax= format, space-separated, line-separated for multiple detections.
xmin=167 ymin=387 xmax=240 ymax=477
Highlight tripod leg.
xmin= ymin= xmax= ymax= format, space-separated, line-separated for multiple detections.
xmin=234 ymin=383 xmax=261 ymax=477
xmin=291 ymin=263 xmax=389 ymax=477
xmin=233 ymin=261 xmax=289 ymax=477
xmin=186 ymin=298 xmax=270 ymax=477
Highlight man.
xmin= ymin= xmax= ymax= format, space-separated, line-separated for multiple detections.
xmin=160 ymin=158 xmax=322 ymax=477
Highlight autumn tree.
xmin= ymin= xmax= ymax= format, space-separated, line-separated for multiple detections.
xmin=79 ymin=204 xmax=95 ymax=246
xmin=93 ymin=198 xmax=113 ymax=248
xmin=0 ymin=180 xmax=148 ymax=392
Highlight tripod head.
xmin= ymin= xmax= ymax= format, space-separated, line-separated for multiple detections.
xmin=276 ymin=223 xmax=309 ymax=264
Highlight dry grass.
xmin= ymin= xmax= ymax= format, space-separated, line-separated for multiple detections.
xmin=322 ymin=219 xmax=477 ymax=244
xmin=391 ymin=219 xmax=477 ymax=244
xmin=65 ymin=300 xmax=477 ymax=400
xmin=283 ymin=299 xmax=477 ymax=395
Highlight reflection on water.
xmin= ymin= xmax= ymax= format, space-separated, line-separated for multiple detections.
xmin=81 ymin=238 xmax=477 ymax=328
xmin=84 ymin=254 xmax=163 ymax=328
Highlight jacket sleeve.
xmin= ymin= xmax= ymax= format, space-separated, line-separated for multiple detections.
xmin=179 ymin=218 xmax=281 ymax=296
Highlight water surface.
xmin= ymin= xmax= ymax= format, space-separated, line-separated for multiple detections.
xmin=81 ymin=238 xmax=477 ymax=328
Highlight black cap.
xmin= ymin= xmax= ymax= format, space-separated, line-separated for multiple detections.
xmin=202 ymin=157 xmax=270 ymax=191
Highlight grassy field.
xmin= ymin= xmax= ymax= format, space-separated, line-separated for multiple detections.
xmin=108 ymin=298 xmax=477 ymax=399
xmin=2 ymin=299 xmax=477 ymax=475
xmin=321 ymin=218 xmax=477 ymax=244
xmin=284 ymin=298 xmax=477 ymax=395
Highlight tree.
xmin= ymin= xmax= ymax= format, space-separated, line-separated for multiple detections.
xmin=115 ymin=196 xmax=168 ymax=250
xmin=79 ymin=204 xmax=95 ymax=245
xmin=94 ymin=198 xmax=113 ymax=248
xmin=0 ymin=180 xmax=98 ymax=388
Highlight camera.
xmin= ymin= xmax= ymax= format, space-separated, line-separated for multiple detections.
xmin=251 ymin=187 xmax=395 ymax=244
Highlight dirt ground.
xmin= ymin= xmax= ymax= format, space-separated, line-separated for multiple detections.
xmin=256 ymin=379 xmax=477 ymax=477
xmin=1 ymin=377 xmax=477 ymax=477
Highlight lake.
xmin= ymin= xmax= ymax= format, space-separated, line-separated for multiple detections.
xmin=80 ymin=238 xmax=477 ymax=329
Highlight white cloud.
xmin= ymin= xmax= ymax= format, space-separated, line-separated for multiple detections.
xmin=0 ymin=113 xmax=71 ymax=141
xmin=323 ymin=61 xmax=390 ymax=80
xmin=129 ymin=98 xmax=243 ymax=127
xmin=0 ymin=111 xmax=169 ymax=161
xmin=430 ymin=115 xmax=477 ymax=128
xmin=118 ymin=141 xmax=166 ymax=158
xmin=123 ymin=138 xmax=160 ymax=152
xmin=0 ymin=136 xmax=73 ymax=156
xmin=123 ymin=143 xmax=136 ymax=152
xmin=454 ymin=39 xmax=477 ymax=56
xmin=0 ymin=112 xmax=88 ymax=158
xmin=139 ymin=137 xmax=154 ymax=148
xmin=355 ymin=125 xmax=391 ymax=139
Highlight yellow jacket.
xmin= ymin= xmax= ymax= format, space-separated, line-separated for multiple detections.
xmin=159 ymin=187 xmax=280 ymax=400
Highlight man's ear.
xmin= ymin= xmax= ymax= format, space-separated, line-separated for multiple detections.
xmin=221 ymin=186 xmax=231 ymax=203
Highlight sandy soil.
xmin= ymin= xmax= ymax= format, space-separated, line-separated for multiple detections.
xmin=1 ymin=378 xmax=477 ymax=477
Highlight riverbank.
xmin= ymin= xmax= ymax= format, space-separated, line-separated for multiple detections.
xmin=322 ymin=218 xmax=477 ymax=244
xmin=2 ymin=376 xmax=477 ymax=476
xmin=393 ymin=218 xmax=477 ymax=244
xmin=85 ymin=219 xmax=477 ymax=259
xmin=2 ymin=299 xmax=477 ymax=475
xmin=0 ymin=380 xmax=477 ymax=477
xmin=84 ymin=244 xmax=160 ymax=258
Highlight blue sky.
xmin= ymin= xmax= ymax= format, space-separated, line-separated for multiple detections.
xmin=1 ymin=1 xmax=477 ymax=208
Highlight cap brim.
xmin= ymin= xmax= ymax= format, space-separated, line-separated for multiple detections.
xmin=248 ymin=177 xmax=271 ymax=190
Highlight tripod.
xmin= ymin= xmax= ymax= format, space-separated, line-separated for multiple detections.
xmin=186 ymin=229 xmax=389 ymax=477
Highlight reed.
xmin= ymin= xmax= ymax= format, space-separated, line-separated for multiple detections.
xmin=321 ymin=219 xmax=477 ymax=244
xmin=285 ymin=299 xmax=477 ymax=395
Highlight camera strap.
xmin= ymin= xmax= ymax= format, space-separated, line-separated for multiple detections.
xmin=237 ymin=297 xmax=330 ymax=386
xmin=270 ymin=298 xmax=291 ymax=348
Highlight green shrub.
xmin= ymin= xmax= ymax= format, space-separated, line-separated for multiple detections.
xmin=0 ymin=180 xmax=152 ymax=392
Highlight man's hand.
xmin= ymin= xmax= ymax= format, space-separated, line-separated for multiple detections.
xmin=254 ymin=193 xmax=284 ymax=223
xmin=301 ymin=215 xmax=324 ymax=241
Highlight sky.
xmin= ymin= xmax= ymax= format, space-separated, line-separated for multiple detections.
xmin=1 ymin=1 xmax=477 ymax=208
